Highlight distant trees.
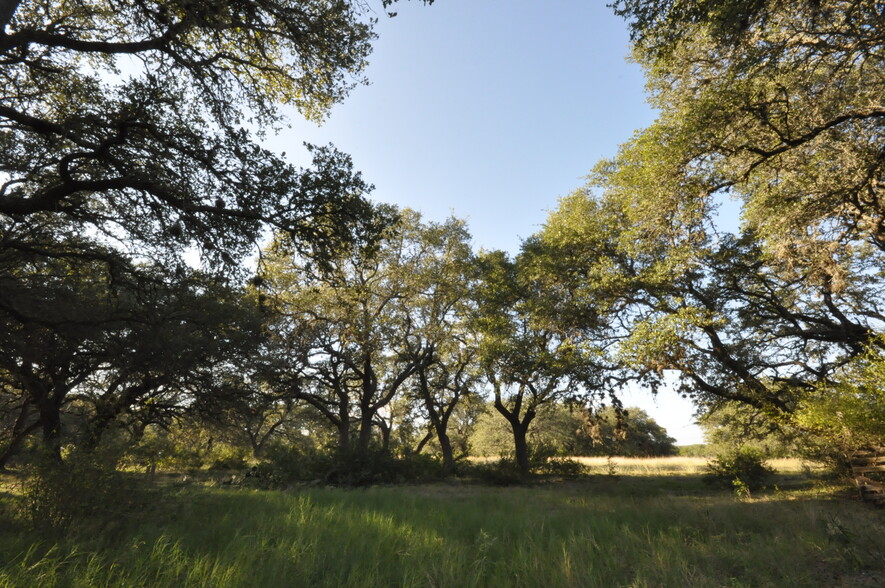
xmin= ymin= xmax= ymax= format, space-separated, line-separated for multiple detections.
xmin=584 ymin=406 xmax=678 ymax=458
xmin=259 ymin=209 xmax=477 ymax=463
xmin=469 ymin=403 xmax=677 ymax=459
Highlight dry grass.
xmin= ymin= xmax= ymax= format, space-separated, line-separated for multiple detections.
xmin=573 ymin=456 xmax=825 ymax=476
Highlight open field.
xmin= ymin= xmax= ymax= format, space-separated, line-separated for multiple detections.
xmin=0 ymin=458 xmax=882 ymax=587
xmin=574 ymin=456 xmax=825 ymax=476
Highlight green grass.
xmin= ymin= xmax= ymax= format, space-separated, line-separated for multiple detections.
xmin=0 ymin=460 xmax=882 ymax=587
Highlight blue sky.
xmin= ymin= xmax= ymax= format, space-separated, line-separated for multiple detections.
xmin=269 ymin=0 xmax=711 ymax=444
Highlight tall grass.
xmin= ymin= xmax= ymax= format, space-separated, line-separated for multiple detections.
xmin=0 ymin=459 xmax=881 ymax=587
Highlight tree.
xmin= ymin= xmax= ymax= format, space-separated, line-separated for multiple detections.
xmin=611 ymin=0 xmax=884 ymax=268
xmin=469 ymin=401 xmax=585 ymax=459
xmin=793 ymin=343 xmax=885 ymax=457
xmin=697 ymin=401 xmax=799 ymax=458
xmin=76 ymin=272 xmax=265 ymax=451
xmin=474 ymin=249 xmax=605 ymax=477
xmin=469 ymin=402 xmax=677 ymax=458
xmin=535 ymin=187 xmax=884 ymax=440
xmin=399 ymin=215 xmax=477 ymax=470
xmin=583 ymin=406 xmax=678 ymax=457
xmin=1 ymin=1 xmax=427 ymax=274
xmin=0 ymin=245 xmax=126 ymax=462
xmin=0 ymin=238 xmax=261 ymax=464
xmin=260 ymin=208 xmax=471 ymax=459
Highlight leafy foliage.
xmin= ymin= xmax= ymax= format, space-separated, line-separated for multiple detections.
xmin=0 ymin=1 xmax=388 ymax=273
xmin=614 ymin=0 xmax=885 ymax=264
xmin=705 ymin=447 xmax=774 ymax=493
xmin=698 ymin=402 xmax=799 ymax=458
xmin=470 ymin=403 xmax=677 ymax=459
xmin=18 ymin=449 xmax=149 ymax=531
xmin=793 ymin=346 xmax=885 ymax=455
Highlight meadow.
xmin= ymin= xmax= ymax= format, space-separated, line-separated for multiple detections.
xmin=0 ymin=458 xmax=882 ymax=588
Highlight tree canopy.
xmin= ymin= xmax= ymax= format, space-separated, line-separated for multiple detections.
xmin=0 ymin=1 xmax=431 ymax=273
xmin=613 ymin=0 xmax=884 ymax=265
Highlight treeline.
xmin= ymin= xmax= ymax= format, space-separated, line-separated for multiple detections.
xmin=0 ymin=209 xmax=678 ymax=481
xmin=2 ymin=0 xmax=884 ymax=487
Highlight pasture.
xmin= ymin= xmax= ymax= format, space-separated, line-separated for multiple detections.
xmin=0 ymin=458 xmax=882 ymax=587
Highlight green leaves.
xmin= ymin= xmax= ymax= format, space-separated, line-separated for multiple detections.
xmin=1 ymin=0 xmax=390 ymax=278
xmin=620 ymin=0 xmax=885 ymax=264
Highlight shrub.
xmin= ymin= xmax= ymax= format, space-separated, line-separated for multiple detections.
xmin=465 ymin=447 xmax=586 ymax=486
xmin=705 ymin=447 xmax=773 ymax=493
xmin=18 ymin=449 xmax=150 ymax=531
xmin=242 ymin=446 xmax=448 ymax=489
xmin=476 ymin=460 xmax=523 ymax=485
xmin=207 ymin=443 xmax=250 ymax=470
xmin=241 ymin=444 xmax=326 ymax=489
xmin=322 ymin=450 xmax=445 ymax=487
xmin=528 ymin=444 xmax=585 ymax=478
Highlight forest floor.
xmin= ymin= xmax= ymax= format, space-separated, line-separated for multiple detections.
xmin=0 ymin=457 xmax=882 ymax=587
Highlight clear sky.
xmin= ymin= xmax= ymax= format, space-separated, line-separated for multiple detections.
xmin=269 ymin=0 xmax=715 ymax=444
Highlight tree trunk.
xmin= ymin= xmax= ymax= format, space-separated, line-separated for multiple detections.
xmin=84 ymin=404 xmax=118 ymax=451
xmin=337 ymin=417 xmax=351 ymax=455
xmin=379 ymin=419 xmax=392 ymax=451
xmin=416 ymin=365 xmax=456 ymax=471
xmin=493 ymin=389 xmax=536 ymax=478
xmin=437 ymin=428 xmax=455 ymax=471
xmin=37 ymin=395 xmax=63 ymax=461
xmin=356 ymin=408 xmax=374 ymax=455
xmin=512 ymin=424 xmax=530 ymax=478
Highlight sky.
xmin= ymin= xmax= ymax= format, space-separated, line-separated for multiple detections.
xmin=267 ymin=0 xmax=717 ymax=444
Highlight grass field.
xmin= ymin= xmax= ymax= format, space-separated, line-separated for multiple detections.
xmin=0 ymin=458 xmax=882 ymax=587
xmin=574 ymin=456 xmax=824 ymax=476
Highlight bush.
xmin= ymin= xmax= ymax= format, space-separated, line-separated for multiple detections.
xmin=534 ymin=456 xmax=585 ymax=478
xmin=119 ymin=427 xmax=204 ymax=472
xmin=528 ymin=444 xmax=585 ymax=478
xmin=19 ymin=450 xmax=150 ymax=531
xmin=677 ymin=444 xmax=711 ymax=457
xmin=705 ymin=447 xmax=773 ymax=493
xmin=468 ymin=458 xmax=525 ymax=486
xmin=242 ymin=446 xmax=448 ymax=489
xmin=207 ymin=444 xmax=250 ymax=470
xmin=465 ymin=446 xmax=586 ymax=486
xmin=322 ymin=450 xmax=445 ymax=487
xmin=240 ymin=444 xmax=324 ymax=489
